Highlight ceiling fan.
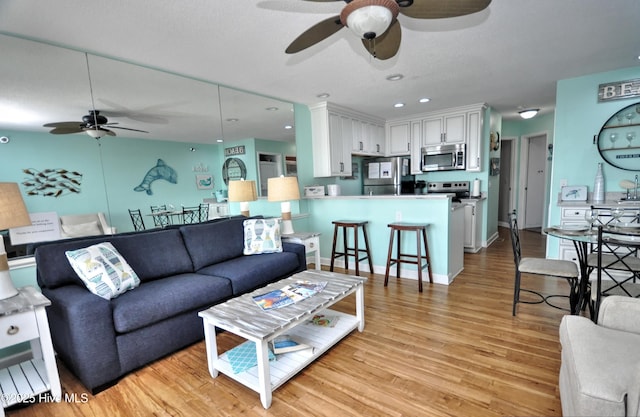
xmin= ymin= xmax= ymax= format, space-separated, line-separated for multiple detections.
xmin=285 ymin=0 xmax=492 ymax=60
xmin=43 ymin=110 xmax=149 ymax=139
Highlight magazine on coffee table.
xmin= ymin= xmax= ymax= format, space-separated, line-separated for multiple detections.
xmin=253 ymin=281 xmax=327 ymax=310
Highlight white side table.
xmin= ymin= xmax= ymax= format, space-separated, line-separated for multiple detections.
xmin=0 ymin=286 xmax=61 ymax=415
xmin=282 ymin=232 xmax=321 ymax=270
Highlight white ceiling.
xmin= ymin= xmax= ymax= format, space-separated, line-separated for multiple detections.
xmin=0 ymin=0 xmax=639 ymax=144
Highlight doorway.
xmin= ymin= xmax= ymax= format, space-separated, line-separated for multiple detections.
xmin=519 ymin=133 xmax=548 ymax=230
xmin=258 ymin=153 xmax=282 ymax=196
xmin=498 ymin=137 xmax=516 ymax=227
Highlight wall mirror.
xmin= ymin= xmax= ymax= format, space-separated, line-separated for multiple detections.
xmin=0 ymin=33 xmax=296 ymax=257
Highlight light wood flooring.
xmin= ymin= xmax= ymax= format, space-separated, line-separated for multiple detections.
xmin=8 ymin=227 xmax=572 ymax=417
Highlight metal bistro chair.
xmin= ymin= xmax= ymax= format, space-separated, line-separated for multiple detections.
xmin=198 ymin=203 xmax=210 ymax=222
xmin=590 ymin=225 xmax=640 ymax=321
xmin=150 ymin=205 xmax=171 ymax=228
xmin=182 ymin=206 xmax=200 ymax=224
xmin=509 ymin=210 xmax=579 ymax=316
xmin=128 ymin=209 xmax=146 ymax=231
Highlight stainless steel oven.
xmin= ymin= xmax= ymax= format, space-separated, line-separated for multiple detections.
xmin=421 ymin=143 xmax=466 ymax=172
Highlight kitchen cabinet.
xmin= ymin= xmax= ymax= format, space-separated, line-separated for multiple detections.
xmin=311 ymin=102 xmax=385 ymax=176
xmin=466 ymin=109 xmax=483 ymax=172
xmin=449 ymin=204 xmax=465 ymax=278
xmin=422 ymin=112 xmax=465 ymax=145
xmin=386 ymin=103 xmax=486 ymax=173
xmin=463 ymin=199 xmax=484 ymax=253
xmin=387 ymin=122 xmax=411 ymax=155
xmin=353 ymin=120 xmax=385 ymax=156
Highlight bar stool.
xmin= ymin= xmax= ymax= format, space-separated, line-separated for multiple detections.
xmin=329 ymin=220 xmax=373 ymax=276
xmin=384 ymin=222 xmax=433 ymax=292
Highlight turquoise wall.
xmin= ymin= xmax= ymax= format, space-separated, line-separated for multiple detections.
xmin=546 ymin=65 xmax=640 ymax=257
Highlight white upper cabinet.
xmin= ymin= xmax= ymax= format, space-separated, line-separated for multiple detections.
xmin=311 ymin=102 xmax=385 ymax=176
xmin=387 ymin=122 xmax=411 ymax=155
xmin=386 ymin=103 xmax=486 ymax=173
xmin=422 ymin=112 xmax=466 ymax=145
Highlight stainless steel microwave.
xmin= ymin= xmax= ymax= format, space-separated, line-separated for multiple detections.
xmin=421 ymin=143 xmax=466 ymax=171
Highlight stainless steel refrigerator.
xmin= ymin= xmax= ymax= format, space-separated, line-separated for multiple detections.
xmin=362 ymin=156 xmax=415 ymax=195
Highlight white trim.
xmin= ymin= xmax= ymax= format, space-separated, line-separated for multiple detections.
xmin=8 ymin=256 xmax=36 ymax=270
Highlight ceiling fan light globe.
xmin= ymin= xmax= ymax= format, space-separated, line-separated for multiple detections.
xmin=341 ymin=0 xmax=399 ymax=40
xmin=85 ymin=128 xmax=105 ymax=139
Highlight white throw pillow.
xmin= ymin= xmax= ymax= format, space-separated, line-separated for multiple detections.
xmin=243 ymin=218 xmax=283 ymax=255
xmin=65 ymin=242 xmax=140 ymax=300
xmin=61 ymin=221 xmax=102 ymax=237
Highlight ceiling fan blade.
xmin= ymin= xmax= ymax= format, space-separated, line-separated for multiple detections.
xmin=400 ymin=0 xmax=491 ymax=19
xmin=362 ymin=20 xmax=401 ymax=60
xmin=286 ymin=15 xmax=344 ymax=54
xmin=48 ymin=126 xmax=84 ymax=134
xmin=43 ymin=121 xmax=82 ymax=129
xmin=109 ymin=126 xmax=149 ymax=133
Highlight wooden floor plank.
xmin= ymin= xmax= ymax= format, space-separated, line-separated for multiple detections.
xmin=7 ymin=227 xmax=569 ymax=416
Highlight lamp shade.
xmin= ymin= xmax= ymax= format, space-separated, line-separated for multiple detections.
xmin=0 ymin=183 xmax=31 ymax=300
xmin=228 ymin=180 xmax=257 ymax=202
xmin=267 ymin=176 xmax=300 ymax=202
xmin=0 ymin=183 xmax=31 ymax=230
xmin=340 ymin=0 xmax=399 ymax=40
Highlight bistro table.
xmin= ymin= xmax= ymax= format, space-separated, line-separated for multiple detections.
xmin=544 ymin=225 xmax=596 ymax=315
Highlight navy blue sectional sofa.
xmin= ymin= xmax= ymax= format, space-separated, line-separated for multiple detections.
xmin=34 ymin=216 xmax=306 ymax=393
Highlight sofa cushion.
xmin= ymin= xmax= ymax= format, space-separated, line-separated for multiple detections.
xmin=111 ymin=273 xmax=233 ymax=333
xmin=65 ymin=242 xmax=141 ymax=300
xmin=198 ymin=251 xmax=300 ymax=294
xmin=61 ymin=221 xmax=102 ymax=238
xmin=243 ymin=218 xmax=283 ymax=255
xmin=180 ymin=217 xmax=246 ymax=270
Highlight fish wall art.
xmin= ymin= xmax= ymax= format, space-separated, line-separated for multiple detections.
xmin=21 ymin=168 xmax=83 ymax=197
xmin=134 ymin=159 xmax=178 ymax=195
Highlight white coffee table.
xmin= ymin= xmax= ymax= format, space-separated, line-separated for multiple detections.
xmin=198 ymin=270 xmax=366 ymax=408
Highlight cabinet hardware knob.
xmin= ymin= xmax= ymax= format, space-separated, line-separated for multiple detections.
xmin=7 ymin=325 xmax=19 ymax=335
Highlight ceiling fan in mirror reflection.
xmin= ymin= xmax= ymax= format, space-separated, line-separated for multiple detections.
xmin=43 ymin=110 xmax=148 ymax=139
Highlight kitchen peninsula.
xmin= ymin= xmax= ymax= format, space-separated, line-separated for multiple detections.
xmin=302 ymin=194 xmax=465 ymax=285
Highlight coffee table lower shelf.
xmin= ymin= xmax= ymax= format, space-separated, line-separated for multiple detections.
xmin=215 ymin=309 xmax=357 ymax=396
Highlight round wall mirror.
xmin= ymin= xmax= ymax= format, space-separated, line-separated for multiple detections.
xmin=222 ymin=158 xmax=247 ymax=185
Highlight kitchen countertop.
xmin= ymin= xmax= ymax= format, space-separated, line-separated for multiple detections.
xmin=304 ymin=194 xmax=452 ymax=200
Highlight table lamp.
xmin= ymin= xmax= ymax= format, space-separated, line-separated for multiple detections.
xmin=228 ymin=179 xmax=257 ymax=217
xmin=0 ymin=183 xmax=32 ymax=299
xmin=267 ymin=176 xmax=300 ymax=235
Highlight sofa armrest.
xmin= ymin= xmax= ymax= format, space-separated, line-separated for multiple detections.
xmin=283 ymin=241 xmax=307 ymax=273
xmin=598 ymin=296 xmax=640 ymax=334
xmin=42 ymin=285 xmax=121 ymax=391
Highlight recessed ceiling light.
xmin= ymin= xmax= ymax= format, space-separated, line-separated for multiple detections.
xmin=386 ymin=74 xmax=404 ymax=81
xmin=419 ymin=97 xmax=430 ymax=103
xmin=317 ymin=93 xmax=330 ymax=99
xmin=226 ymin=118 xmax=239 ymax=122
xmin=216 ymin=139 xmax=223 ymax=143
xmin=284 ymin=125 xmax=293 ymax=129
xmin=394 ymin=102 xmax=405 ymax=108
xmin=265 ymin=107 xmax=279 ymax=111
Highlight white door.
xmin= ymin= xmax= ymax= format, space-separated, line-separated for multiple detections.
xmin=524 ymin=135 xmax=547 ymax=229
xmin=498 ymin=139 xmax=513 ymax=226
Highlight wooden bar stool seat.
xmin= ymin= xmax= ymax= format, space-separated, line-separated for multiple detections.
xmin=384 ymin=222 xmax=433 ymax=292
xmin=329 ymin=220 xmax=373 ymax=276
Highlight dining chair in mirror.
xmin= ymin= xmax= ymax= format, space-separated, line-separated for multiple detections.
xmin=198 ymin=203 xmax=210 ymax=222
xmin=128 ymin=209 xmax=146 ymax=231
xmin=182 ymin=206 xmax=199 ymax=224
xmin=150 ymin=205 xmax=171 ymax=228
xmin=590 ymin=225 xmax=640 ymax=321
xmin=509 ymin=210 xmax=580 ymax=315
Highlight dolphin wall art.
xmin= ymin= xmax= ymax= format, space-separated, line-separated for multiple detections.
xmin=134 ymin=159 xmax=178 ymax=195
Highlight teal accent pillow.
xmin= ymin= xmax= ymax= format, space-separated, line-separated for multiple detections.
xmin=243 ymin=218 xmax=282 ymax=255
xmin=65 ymin=242 xmax=141 ymax=300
